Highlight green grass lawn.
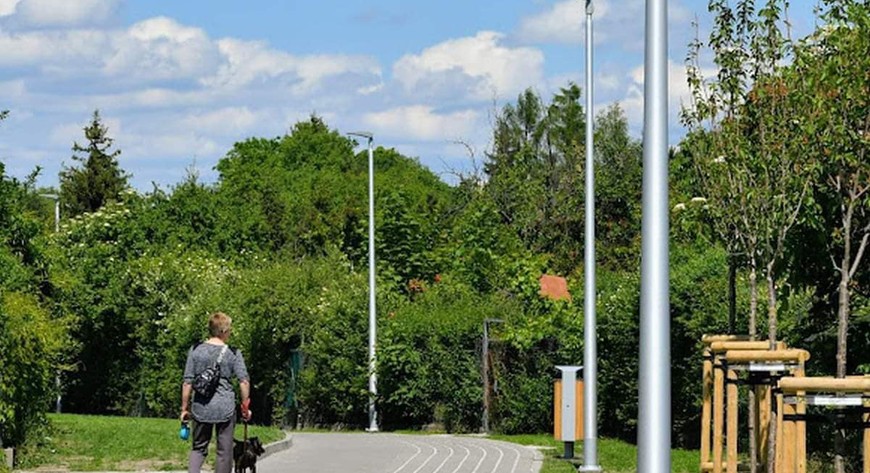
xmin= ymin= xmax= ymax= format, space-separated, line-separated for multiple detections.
xmin=16 ymin=414 xmax=285 ymax=471
xmin=17 ymin=415 xmax=699 ymax=473
xmin=490 ymin=434 xmax=699 ymax=473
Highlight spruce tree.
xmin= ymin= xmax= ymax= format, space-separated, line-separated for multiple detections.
xmin=59 ymin=110 xmax=129 ymax=216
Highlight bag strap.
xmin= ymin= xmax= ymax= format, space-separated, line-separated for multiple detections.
xmin=216 ymin=345 xmax=228 ymax=364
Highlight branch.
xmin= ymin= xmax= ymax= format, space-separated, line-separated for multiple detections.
xmin=850 ymin=221 xmax=870 ymax=280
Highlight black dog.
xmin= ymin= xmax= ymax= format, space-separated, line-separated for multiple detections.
xmin=233 ymin=436 xmax=265 ymax=473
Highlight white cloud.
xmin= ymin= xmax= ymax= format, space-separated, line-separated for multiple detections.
xmin=517 ymin=0 xmax=691 ymax=47
xmin=393 ymin=31 xmax=544 ymax=100
xmin=0 ymin=15 xmax=380 ymax=99
xmin=124 ymin=133 xmax=221 ymax=162
xmin=0 ymin=0 xmax=20 ymax=16
xmin=363 ymin=106 xmax=479 ymax=141
xmin=13 ymin=0 xmax=120 ymax=27
xmin=103 ymin=17 xmax=221 ymax=82
xmin=179 ymin=107 xmax=262 ymax=136
xmin=517 ymin=0 xmax=609 ymax=44
xmin=204 ymin=38 xmax=381 ymax=94
xmin=618 ymin=60 xmax=699 ymax=133
xmin=0 ymin=29 xmax=109 ymax=68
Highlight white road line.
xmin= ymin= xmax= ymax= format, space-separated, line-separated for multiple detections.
xmin=431 ymin=445 xmax=455 ymax=473
xmin=410 ymin=442 xmax=439 ymax=473
xmin=448 ymin=444 xmax=471 ymax=473
xmin=487 ymin=444 xmax=505 ymax=473
xmin=500 ymin=443 xmax=522 ymax=473
xmin=470 ymin=444 xmax=488 ymax=473
xmin=391 ymin=441 xmax=423 ymax=473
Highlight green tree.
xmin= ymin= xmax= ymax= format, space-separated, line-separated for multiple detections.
xmin=683 ymin=2 xmax=817 ymax=470
xmin=0 ymin=151 xmax=66 ymax=447
xmin=59 ymin=110 xmax=129 ymax=218
xmin=790 ymin=2 xmax=870 ymax=468
xmin=594 ymin=104 xmax=642 ymax=268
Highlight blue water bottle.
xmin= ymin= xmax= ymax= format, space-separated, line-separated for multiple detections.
xmin=179 ymin=420 xmax=190 ymax=441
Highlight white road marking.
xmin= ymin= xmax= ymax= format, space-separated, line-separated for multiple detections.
xmin=448 ymin=444 xmax=471 ymax=473
xmin=470 ymin=444 xmax=488 ymax=473
xmin=495 ymin=443 xmax=523 ymax=473
xmin=487 ymin=444 xmax=505 ymax=473
xmin=391 ymin=441 xmax=423 ymax=473
xmin=431 ymin=445 xmax=455 ymax=473
xmin=410 ymin=442 xmax=439 ymax=473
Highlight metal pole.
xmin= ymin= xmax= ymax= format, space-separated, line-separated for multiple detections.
xmin=54 ymin=197 xmax=61 ymax=413
xmin=581 ymin=0 xmax=600 ymax=471
xmin=54 ymin=199 xmax=60 ymax=233
xmin=638 ymin=0 xmax=670 ymax=472
xmin=40 ymin=193 xmax=62 ymax=413
xmin=366 ymin=136 xmax=379 ymax=432
xmin=482 ymin=320 xmax=490 ymax=433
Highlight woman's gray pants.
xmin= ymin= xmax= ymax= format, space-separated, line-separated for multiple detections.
xmin=188 ymin=417 xmax=235 ymax=473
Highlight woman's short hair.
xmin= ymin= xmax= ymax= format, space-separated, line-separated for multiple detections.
xmin=208 ymin=312 xmax=232 ymax=337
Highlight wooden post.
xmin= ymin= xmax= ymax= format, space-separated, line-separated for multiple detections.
xmin=702 ymin=348 xmax=713 ymax=467
xmin=775 ymin=392 xmax=784 ymax=473
xmin=576 ymin=380 xmax=584 ymax=440
xmin=795 ymin=364 xmax=806 ymax=473
xmin=780 ymin=377 xmax=870 ymax=392
xmin=710 ymin=341 xmax=771 ymax=352
xmin=863 ymin=393 xmax=869 ymax=473
xmin=727 ymin=368 xmax=739 ymax=473
xmin=554 ymin=379 xmax=562 ymax=439
xmin=724 ymin=349 xmax=810 ymax=363
xmin=714 ymin=357 xmax=725 ymax=473
xmin=758 ymin=385 xmax=771 ymax=467
xmin=781 ymin=397 xmax=796 ymax=473
xmin=702 ymin=334 xmax=753 ymax=343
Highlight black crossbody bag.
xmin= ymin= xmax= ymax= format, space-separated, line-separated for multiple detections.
xmin=192 ymin=345 xmax=228 ymax=399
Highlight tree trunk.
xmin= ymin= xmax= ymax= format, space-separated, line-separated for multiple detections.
xmin=749 ymin=264 xmax=758 ymax=340
xmin=748 ymin=388 xmax=758 ymax=473
xmin=766 ymin=264 xmax=777 ymax=473
xmin=728 ymin=257 xmax=737 ymax=334
xmin=749 ymin=262 xmax=759 ymax=473
xmin=767 ymin=264 xmax=777 ymax=349
xmin=834 ymin=209 xmax=852 ymax=473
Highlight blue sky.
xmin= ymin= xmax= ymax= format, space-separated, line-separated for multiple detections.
xmin=0 ymin=0 xmax=818 ymax=190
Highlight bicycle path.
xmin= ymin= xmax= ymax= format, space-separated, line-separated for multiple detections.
xmin=257 ymin=432 xmax=543 ymax=473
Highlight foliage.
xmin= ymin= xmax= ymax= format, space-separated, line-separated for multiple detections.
xmin=379 ymin=277 xmax=519 ymax=432
xmin=0 ymin=25 xmax=866 ymax=469
xmin=790 ymin=0 xmax=870 ymax=380
xmin=59 ymin=110 xmax=129 ymax=218
xmin=0 ymin=159 xmax=65 ymax=447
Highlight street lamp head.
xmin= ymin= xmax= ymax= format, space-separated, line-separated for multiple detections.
xmin=586 ymin=0 xmax=593 ymax=14
xmin=347 ymin=131 xmax=373 ymax=142
xmin=39 ymin=193 xmax=59 ymax=200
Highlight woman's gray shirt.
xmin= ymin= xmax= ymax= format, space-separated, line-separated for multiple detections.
xmin=183 ymin=342 xmax=249 ymax=423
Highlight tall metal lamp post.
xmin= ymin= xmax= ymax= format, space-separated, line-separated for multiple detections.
xmin=638 ymin=0 xmax=670 ymax=472
xmin=347 ymin=131 xmax=380 ymax=432
xmin=581 ymin=1 xmax=600 ymax=471
xmin=40 ymin=193 xmax=60 ymax=233
xmin=40 ymin=193 xmax=61 ymax=413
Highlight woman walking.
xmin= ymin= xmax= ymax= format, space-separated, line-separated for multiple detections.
xmin=181 ymin=312 xmax=251 ymax=473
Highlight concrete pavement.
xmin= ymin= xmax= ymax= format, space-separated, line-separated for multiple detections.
xmin=257 ymin=432 xmax=543 ymax=473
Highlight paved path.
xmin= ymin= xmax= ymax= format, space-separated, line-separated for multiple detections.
xmin=258 ymin=433 xmax=543 ymax=473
